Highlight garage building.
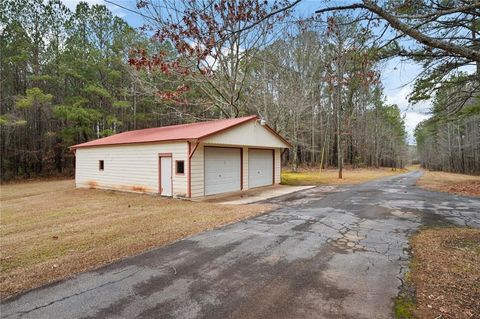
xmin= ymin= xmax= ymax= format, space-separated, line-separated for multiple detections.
xmin=71 ymin=115 xmax=291 ymax=198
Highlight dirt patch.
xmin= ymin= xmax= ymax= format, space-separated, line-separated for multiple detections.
xmin=408 ymin=228 xmax=480 ymax=318
xmin=88 ymin=180 xmax=98 ymax=189
xmin=0 ymin=180 xmax=272 ymax=299
xmin=131 ymin=185 xmax=148 ymax=192
xmin=417 ymin=171 xmax=480 ymax=197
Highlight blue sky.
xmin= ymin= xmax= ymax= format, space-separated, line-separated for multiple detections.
xmin=63 ymin=0 xmax=431 ymax=143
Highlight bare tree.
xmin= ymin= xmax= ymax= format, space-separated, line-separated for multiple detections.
xmin=315 ymin=0 xmax=480 ymax=113
xmin=129 ymin=0 xmax=297 ymax=118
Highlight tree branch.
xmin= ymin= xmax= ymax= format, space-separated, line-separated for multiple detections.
xmin=315 ymin=1 xmax=480 ymax=62
xmin=228 ymin=0 xmax=302 ymax=36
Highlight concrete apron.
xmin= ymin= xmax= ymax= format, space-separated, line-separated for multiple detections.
xmin=195 ymin=185 xmax=316 ymax=205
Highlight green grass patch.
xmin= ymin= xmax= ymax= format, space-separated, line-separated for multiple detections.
xmin=394 ymin=254 xmax=417 ymax=318
xmin=394 ymin=295 xmax=416 ymax=319
xmin=281 ymin=171 xmax=326 ymax=186
xmin=281 ymin=167 xmax=406 ymax=186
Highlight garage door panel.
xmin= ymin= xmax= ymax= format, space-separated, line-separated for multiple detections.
xmin=205 ymin=147 xmax=241 ymax=195
xmin=249 ymin=149 xmax=273 ymax=188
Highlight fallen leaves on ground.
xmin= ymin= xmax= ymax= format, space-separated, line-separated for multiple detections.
xmin=443 ymin=181 xmax=480 ymax=196
xmin=410 ymin=228 xmax=480 ymax=319
xmin=417 ymin=171 xmax=480 ymax=197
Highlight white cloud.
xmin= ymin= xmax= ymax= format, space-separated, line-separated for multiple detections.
xmin=385 ymin=85 xmax=410 ymax=110
xmin=384 ymin=81 xmax=432 ymax=144
xmin=62 ymin=0 xmax=104 ymax=10
xmin=61 ymin=0 xmax=125 ymax=17
xmin=402 ymin=111 xmax=430 ymax=144
xmin=385 ymin=83 xmax=431 ymax=113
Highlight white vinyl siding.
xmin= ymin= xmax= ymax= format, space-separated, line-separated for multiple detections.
xmin=204 ymin=147 xmax=241 ymax=195
xmin=274 ymin=148 xmax=281 ymax=184
xmin=248 ymin=149 xmax=274 ymax=188
xmin=75 ymin=142 xmax=188 ymax=197
xmin=202 ymin=120 xmax=289 ymax=148
xmin=190 ymin=143 xmax=204 ymax=198
xmin=197 ymin=121 xmax=288 ymax=196
xmin=189 ymin=145 xmax=283 ymax=198
xmin=242 ymin=147 xmax=249 ymax=190
xmin=75 ymin=120 xmax=288 ymax=198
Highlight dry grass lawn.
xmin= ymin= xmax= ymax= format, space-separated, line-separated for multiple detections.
xmin=281 ymin=167 xmax=408 ymax=186
xmin=409 ymin=228 xmax=480 ymax=319
xmin=417 ymin=170 xmax=480 ymax=196
xmin=0 ymin=180 xmax=270 ymax=299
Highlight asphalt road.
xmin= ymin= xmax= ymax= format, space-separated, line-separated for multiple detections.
xmin=2 ymin=171 xmax=480 ymax=319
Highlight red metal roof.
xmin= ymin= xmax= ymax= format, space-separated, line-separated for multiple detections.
xmin=71 ymin=115 xmax=289 ymax=149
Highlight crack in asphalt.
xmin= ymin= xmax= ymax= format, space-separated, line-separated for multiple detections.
xmin=4 ymin=269 xmax=141 ymax=318
xmin=1 ymin=171 xmax=479 ymax=319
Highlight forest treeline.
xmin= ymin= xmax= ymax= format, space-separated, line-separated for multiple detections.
xmin=415 ymin=80 xmax=480 ymax=175
xmin=1 ymin=1 xmax=174 ymax=180
xmin=3 ymin=0 xmax=475 ymax=181
xmin=0 ymin=1 xmax=408 ymax=181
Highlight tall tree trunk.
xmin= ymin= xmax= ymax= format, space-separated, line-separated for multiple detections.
xmin=292 ymin=111 xmax=298 ymax=172
xmin=336 ymin=86 xmax=343 ymax=179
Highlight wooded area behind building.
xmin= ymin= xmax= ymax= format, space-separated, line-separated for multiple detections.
xmin=1 ymin=0 xmax=479 ymax=181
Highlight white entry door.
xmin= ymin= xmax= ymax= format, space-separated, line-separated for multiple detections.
xmin=248 ymin=149 xmax=273 ymax=188
xmin=204 ymin=147 xmax=241 ymax=196
xmin=160 ymin=156 xmax=172 ymax=196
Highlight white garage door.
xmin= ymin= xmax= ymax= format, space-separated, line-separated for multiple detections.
xmin=204 ymin=147 xmax=241 ymax=196
xmin=249 ymin=149 xmax=273 ymax=188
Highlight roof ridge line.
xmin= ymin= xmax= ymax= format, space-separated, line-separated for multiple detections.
xmin=70 ymin=115 xmax=260 ymax=149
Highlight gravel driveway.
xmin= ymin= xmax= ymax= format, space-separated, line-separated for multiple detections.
xmin=2 ymin=171 xmax=479 ymax=319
